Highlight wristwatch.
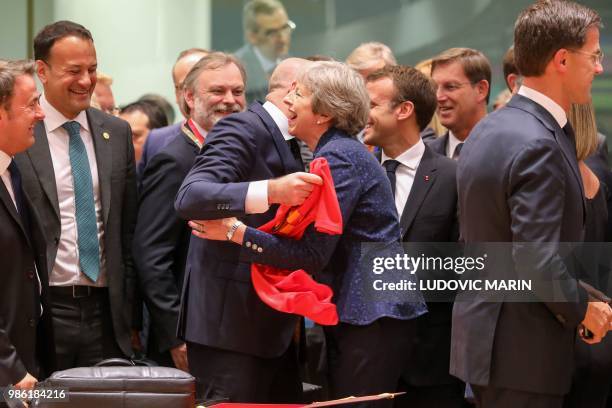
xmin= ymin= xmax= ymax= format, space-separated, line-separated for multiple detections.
xmin=226 ymin=220 xmax=244 ymax=241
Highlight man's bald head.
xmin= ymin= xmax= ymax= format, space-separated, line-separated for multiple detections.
xmin=266 ymin=57 xmax=311 ymax=116
xmin=173 ymin=48 xmax=209 ymax=118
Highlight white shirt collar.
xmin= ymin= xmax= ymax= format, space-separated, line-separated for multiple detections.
xmin=518 ymin=85 xmax=567 ymax=128
xmin=447 ymin=131 xmax=464 ymax=158
xmin=253 ymin=46 xmax=279 ymax=74
xmin=0 ymin=150 xmax=11 ymax=175
xmin=263 ymin=100 xmax=292 ymax=141
xmin=40 ymin=94 xmax=90 ymax=133
xmin=382 ymin=138 xmax=425 ymax=170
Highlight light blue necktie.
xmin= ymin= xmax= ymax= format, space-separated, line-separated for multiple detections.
xmin=62 ymin=121 xmax=100 ymax=282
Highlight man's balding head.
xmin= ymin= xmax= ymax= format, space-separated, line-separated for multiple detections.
xmin=266 ymin=57 xmax=310 ymax=116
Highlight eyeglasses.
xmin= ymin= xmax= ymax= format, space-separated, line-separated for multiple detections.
xmin=261 ymin=20 xmax=296 ymax=39
xmin=568 ymin=49 xmax=605 ymax=65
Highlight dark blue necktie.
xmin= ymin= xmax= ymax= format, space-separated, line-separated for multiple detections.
xmin=62 ymin=121 xmax=100 ymax=282
xmin=383 ymin=159 xmax=400 ymax=197
xmin=8 ymin=159 xmax=30 ymax=231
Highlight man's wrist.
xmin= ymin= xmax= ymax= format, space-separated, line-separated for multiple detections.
xmin=226 ymin=220 xmax=244 ymax=241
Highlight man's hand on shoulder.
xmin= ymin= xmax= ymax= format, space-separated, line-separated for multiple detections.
xmin=268 ymin=172 xmax=323 ymax=207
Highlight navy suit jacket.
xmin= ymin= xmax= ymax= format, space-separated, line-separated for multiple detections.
xmin=425 ymin=131 xmax=449 ymax=157
xmin=238 ymin=128 xmax=427 ymax=325
xmin=137 ymin=122 xmax=183 ymax=179
xmin=174 ymin=102 xmax=303 ymax=358
xmin=451 ymin=94 xmax=588 ymax=395
xmin=133 ymin=127 xmax=199 ymax=353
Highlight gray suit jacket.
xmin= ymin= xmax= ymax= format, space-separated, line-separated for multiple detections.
xmin=14 ymin=107 xmax=138 ymax=357
xmin=234 ymin=44 xmax=271 ymax=104
xmin=451 ymin=94 xmax=588 ymax=396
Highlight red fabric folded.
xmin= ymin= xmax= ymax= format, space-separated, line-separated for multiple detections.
xmin=251 ymin=157 xmax=342 ymax=325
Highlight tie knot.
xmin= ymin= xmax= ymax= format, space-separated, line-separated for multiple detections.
xmin=62 ymin=121 xmax=81 ymax=137
xmin=383 ymin=159 xmax=400 ymax=173
xmin=8 ymin=159 xmax=18 ymax=174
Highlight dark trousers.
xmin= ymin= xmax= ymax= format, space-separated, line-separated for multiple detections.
xmin=395 ymin=382 xmax=470 ymax=408
xmin=324 ymin=317 xmax=417 ymax=408
xmin=186 ymin=340 xmax=303 ymax=403
xmin=472 ymin=385 xmax=563 ymax=408
xmin=49 ymin=286 xmax=124 ymax=370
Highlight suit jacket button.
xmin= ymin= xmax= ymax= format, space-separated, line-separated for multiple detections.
xmin=252 ymin=244 xmax=258 ymax=251
xmin=217 ymin=204 xmax=221 ymax=210
xmin=54 ymin=237 xmax=60 ymax=245
xmin=29 ymin=318 xmax=35 ymax=327
xmin=257 ymin=247 xmax=263 ymax=253
xmin=245 ymin=241 xmax=252 ymax=248
xmin=27 ymin=270 xmax=34 ymax=279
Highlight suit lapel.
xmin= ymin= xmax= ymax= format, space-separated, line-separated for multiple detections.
xmin=87 ymin=109 xmax=112 ymax=226
xmin=23 ymin=122 xmax=60 ymax=221
xmin=399 ymin=147 xmax=437 ymax=236
xmin=0 ymin=180 xmax=29 ymax=241
xmin=251 ymin=102 xmax=302 ymax=173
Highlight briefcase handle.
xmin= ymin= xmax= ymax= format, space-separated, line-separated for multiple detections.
xmin=95 ymin=358 xmax=136 ymax=367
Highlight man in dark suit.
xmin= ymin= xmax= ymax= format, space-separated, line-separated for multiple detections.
xmin=452 ymin=2 xmax=611 ymax=407
xmin=234 ymin=0 xmax=295 ymax=103
xmin=137 ymin=48 xmax=208 ymax=178
xmin=0 ymin=60 xmax=55 ymax=393
xmin=364 ymin=65 xmax=463 ymax=408
xmin=133 ymin=52 xmax=247 ymax=371
xmin=427 ymin=48 xmax=490 ymax=161
xmin=174 ymin=56 xmax=318 ymax=402
xmin=14 ymin=21 xmax=138 ymax=369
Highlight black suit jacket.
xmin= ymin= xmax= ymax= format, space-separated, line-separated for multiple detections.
xmin=14 ymin=108 xmax=138 ymax=357
xmin=0 ymin=175 xmax=55 ymax=385
xmin=396 ymin=145 xmax=459 ymax=386
xmin=175 ymin=102 xmax=303 ymax=358
xmin=451 ymin=94 xmax=588 ymax=396
xmin=425 ymin=131 xmax=449 ymax=157
xmin=133 ymin=126 xmax=199 ymax=353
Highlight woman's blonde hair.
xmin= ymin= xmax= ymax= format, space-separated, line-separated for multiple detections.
xmin=568 ymin=103 xmax=599 ymax=161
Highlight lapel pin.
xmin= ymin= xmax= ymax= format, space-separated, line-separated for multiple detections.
xmin=102 ymin=131 xmax=110 ymax=140
xmin=424 ymin=175 xmax=430 ymax=182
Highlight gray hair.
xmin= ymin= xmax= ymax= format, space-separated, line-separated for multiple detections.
xmin=243 ymin=0 xmax=285 ymax=34
xmin=181 ymin=52 xmax=246 ymax=116
xmin=346 ymin=42 xmax=397 ymax=72
xmin=0 ymin=59 xmax=35 ymax=110
xmin=299 ymin=61 xmax=369 ymax=136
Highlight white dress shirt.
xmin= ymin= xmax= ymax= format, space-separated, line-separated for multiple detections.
xmin=446 ymin=131 xmax=464 ymax=159
xmin=244 ymin=101 xmax=294 ymax=214
xmin=0 ymin=150 xmax=16 ymax=207
xmin=518 ymin=85 xmax=567 ymax=128
xmin=41 ymin=95 xmax=107 ymax=287
xmin=382 ymin=139 xmax=426 ymax=218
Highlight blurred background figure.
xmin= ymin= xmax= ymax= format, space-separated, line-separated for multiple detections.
xmin=93 ymin=71 xmax=117 ymax=115
xmin=346 ymin=41 xmax=397 ymax=79
xmin=492 ymin=88 xmax=512 ymax=111
xmin=139 ymin=93 xmax=175 ymax=125
xmin=119 ymin=100 xmax=168 ymax=164
xmin=502 ymin=46 xmax=522 ymax=94
xmin=235 ymin=0 xmax=295 ymax=103
xmin=415 ymin=58 xmax=446 ymax=141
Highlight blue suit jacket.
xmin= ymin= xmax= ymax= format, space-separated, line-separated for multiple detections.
xmin=238 ymin=128 xmax=427 ymax=325
xmin=451 ymin=94 xmax=588 ymax=395
xmin=174 ymin=102 xmax=303 ymax=358
xmin=137 ymin=122 xmax=183 ymax=178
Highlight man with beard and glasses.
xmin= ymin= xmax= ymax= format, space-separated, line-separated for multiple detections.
xmin=133 ymin=52 xmax=246 ymax=372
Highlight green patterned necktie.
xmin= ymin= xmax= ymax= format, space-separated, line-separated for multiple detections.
xmin=62 ymin=121 xmax=100 ymax=282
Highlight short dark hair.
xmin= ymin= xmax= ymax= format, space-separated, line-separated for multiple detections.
xmin=0 ymin=59 xmax=35 ymax=110
xmin=120 ymin=100 xmax=168 ymax=130
xmin=367 ymin=65 xmax=437 ymax=132
xmin=514 ymin=0 xmax=601 ymax=77
xmin=139 ymin=93 xmax=175 ymax=125
xmin=431 ymin=47 xmax=492 ymax=104
xmin=34 ymin=20 xmax=94 ymax=62
xmin=502 ymin=46 xmax=518 ymax=90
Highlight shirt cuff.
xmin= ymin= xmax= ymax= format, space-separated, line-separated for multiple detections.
xmin=245 ymin=180 xmax=270 ymax=214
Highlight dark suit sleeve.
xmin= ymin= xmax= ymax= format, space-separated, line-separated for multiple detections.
xmin=175 ymin=118 xmax=258 ymax=221
xmin=239 ymin=149 xmax=360 ymax=274
xmin=133 ymin=151 xmax=188 ymax=352
xmin=508 ymin=138 xmax=587 ymax=328
xmin=0 ymin=317 xmax=27 ymax=385
xmin=121 ymin=123 xmax=139 ymax=329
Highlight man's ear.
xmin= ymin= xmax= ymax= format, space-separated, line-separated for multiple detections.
xmin=184 ymin=88 xmax=196 ymax=111
xmin=246 ymin=30 xmax=259 ymax=46
xmin=552 ymin=48 xmax=570 ymax=74
xmin=35 ymin=60 xmax=48 ymax=85
xmin=475 ymin=80 xmax=490 ymax=104
xmin=396 ymin=100 xmax=414 ymax=121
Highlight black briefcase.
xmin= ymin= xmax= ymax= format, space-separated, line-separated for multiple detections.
xmin=31 ymin=359 xmax=195 ymax=408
